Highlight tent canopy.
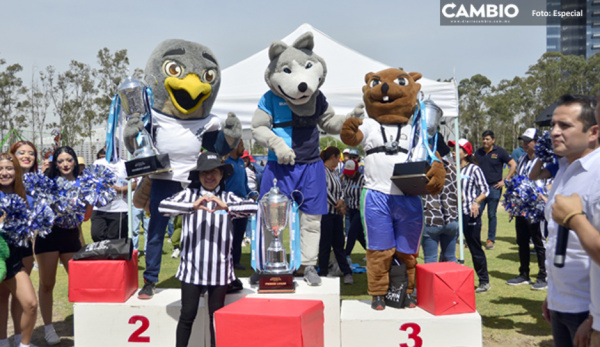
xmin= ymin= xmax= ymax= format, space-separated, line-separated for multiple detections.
xmin=212 ymin=23 xmax=459 ymax=130
xmin=535 ymin=102 xmax=557 ymax=127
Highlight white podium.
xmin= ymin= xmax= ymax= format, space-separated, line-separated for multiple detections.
xmin=340 ymin=300 xmax=482 ymax=347
xmin=74 ymin=277 xmax=341 ymax=347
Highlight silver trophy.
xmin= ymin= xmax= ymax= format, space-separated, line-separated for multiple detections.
xmin=257 ymin=179 xmax=295 ymax=292
xmin=118 ymin=77 xmax=171 ymax=178
xmin=392 ymin=98 xmax=444 ymax=195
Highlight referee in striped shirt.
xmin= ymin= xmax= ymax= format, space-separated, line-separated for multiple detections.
xmin=158 ymin=152 xmax=258 ymax=347
xmin=450 ymin=139 xmax=491 ymax=293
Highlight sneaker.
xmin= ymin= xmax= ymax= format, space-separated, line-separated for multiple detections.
xmin=234 ymin=263 xmax=246 ymax=270
xmin=249 ymin=272 xmax=260 ymax=285
xmin=171 ymin=248 xmax=181 ymax=258
xmin=0 ymin=339 xmax=10 ymax=347
xmin=343 ymin=273 xmax=354 ymax=285
xmin=371 ymin=295 xmax=386 ymax=310
xmin=13 ymin=333 xmax=21 ymax=346
xmin=531 ymin=279 xmax=548 ymax=291
xmin=506 ymin=275 xmax=531 ymax=286
xmin=303 ymin=265 xmax=322 ymax=286
xmin=475 ymin=282 xmax=491 ymax=293
xmin=242 ymin=237 xmax=251 ymax=246
xmin=138 ymin=281 xmax=156 ymax=300
xmin=485 ymin=240 xmax=495 ymax=250
xmin=45 ymin=325 xmax=60 ymax=345
xmin=226 ymin=278 xmax=243 ymax=293
xmin=405 ymin=293 xmax=417 ymax=308
xmin=167 ymin=237 xmax=172 ymax=243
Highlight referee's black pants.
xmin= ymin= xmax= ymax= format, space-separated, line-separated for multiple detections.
xmin=462 ymin=213 xmax=489 ymax=284
xmin=176 ymin=282 xmax=227 ymax=347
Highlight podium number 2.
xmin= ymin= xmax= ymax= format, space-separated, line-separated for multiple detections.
xmin=400 ymin=322 xmax=422 ymax=347
xmin=128 ymin=315 xmax=150 ymax=343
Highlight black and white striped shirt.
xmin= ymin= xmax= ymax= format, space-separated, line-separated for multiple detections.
xmin=516 ymin=154 xmax=547 ymax=189
xmin=342 ymin=173 xmax=365 ymax=210
xmin=159 ymin=185 xmax=258 ymax=286
xmin=325 ymin=167 xmax=344 ymax=215
xmin=459 ymin=163 xmax=490 ymax=213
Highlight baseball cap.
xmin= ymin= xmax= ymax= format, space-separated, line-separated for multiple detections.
xmin=343 ymin=159 xmax=358 ymax=176
xmin=241 ymin=150 xmax=256 ymax=162
xmin=77 ymin=156 xmax=85 ymax=165
xmin=343 ymin=148 xmax=350 ymax=154
xmin=347 ymin=148 xmax=360 ymax=157
xmin=448 ymin=138 xmax=473 ymax=156
xmin=518 ymin=128 xmax=538 ymax=142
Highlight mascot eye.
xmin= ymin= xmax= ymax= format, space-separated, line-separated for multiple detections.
xmin=202 ymin=69 xmax=217 ymax=83
xmin=163 ymin=61 xmax=183 ymax=77
xmin=283 ymin=67 xmax=292 ymax=74
xmin=305 ymin=62 xmax=313 ymax=69
xmin=395 ymin=77 xmax=409 ymax=86
xmin=369 ymin=79 xmax=381 ymax=88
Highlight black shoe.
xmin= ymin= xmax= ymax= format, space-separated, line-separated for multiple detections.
xmin=506 ymin=275 xmax=531 ymax=286
xmin=234 ymin=264 xmax=246 ymax=270
xmin=371 ymin=295 xmax=386 ymax=310
xmin=249 ymin=272 xmax=260 ymax=285
xmin=138 ymin=281 xmax=156 ymax=300
xmin=227 ymin=279 xmax=244 ymax=293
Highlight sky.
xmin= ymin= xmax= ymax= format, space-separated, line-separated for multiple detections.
xmin=1 ymin=1 xmax=546 ymax=86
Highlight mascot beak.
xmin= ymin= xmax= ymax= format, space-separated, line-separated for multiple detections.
xmin=164 ymin=74 xmax=212 ymax=115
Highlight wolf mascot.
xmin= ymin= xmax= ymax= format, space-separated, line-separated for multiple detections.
xmin=251 ymin=32 xmax=362 ymax=286
xmin=341 ymin=68 xmax=445 ymax=310
xmin=125 ymin=39 xmax=241 ymax=299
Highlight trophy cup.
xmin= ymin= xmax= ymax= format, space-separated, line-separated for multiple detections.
xmin=391 ymin=98 xmax=444 ymax=195
xmin=118 ymin=77 xmax=171 ymax=178
xmin=257 ymin=180 xmax=295 ymax=293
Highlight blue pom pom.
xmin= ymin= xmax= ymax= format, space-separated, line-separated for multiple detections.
xmin=534 ymin=130 xmax=557 ymax=165
xmin=503 ymin=175 xmax=547 ymax=223
xmin=79 ymin=164 xmax=117 ymax=207
xmin=53 ymin=177 xmax=86 ymax=229
xmin=0 ymin=194 xmax=35 ymax=246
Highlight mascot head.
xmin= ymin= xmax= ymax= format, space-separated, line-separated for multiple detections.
xmin=265 ymin=32 xmax=327 ymax=116
xmin=145 ymin=39 xmax=221 ymax=120
xmin=362 ymin=68 xmax=422 ymax=125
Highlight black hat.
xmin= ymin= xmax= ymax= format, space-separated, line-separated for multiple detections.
xmin=188 ymin=152 xmax=233 ymax=181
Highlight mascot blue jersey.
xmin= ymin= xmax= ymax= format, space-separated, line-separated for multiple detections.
xmin=258 ymin=91 xmax=328 ymax=164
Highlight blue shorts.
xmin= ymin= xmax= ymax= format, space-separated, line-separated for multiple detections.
xmin=260 ymin=161 xmax=327 ymax=215
xmin=361 ymin=189 xmax=423 ymax=254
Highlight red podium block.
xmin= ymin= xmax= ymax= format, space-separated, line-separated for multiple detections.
xmin=68 ymin=251 xmax=138 ymax=303
xmin=215 ymin=298 xmax=324 ymax=347
xmin=416 ymin=262 xmax=476 ymax=316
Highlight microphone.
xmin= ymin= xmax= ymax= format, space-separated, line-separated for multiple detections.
xmin=554 ymin=225 xmax=569 ymax=268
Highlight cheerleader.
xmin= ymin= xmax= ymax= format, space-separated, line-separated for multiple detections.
xmin=0 ymin=153 xmax=38 ymax=347
xmin=35 ymin=147 xmax=91 ymax=345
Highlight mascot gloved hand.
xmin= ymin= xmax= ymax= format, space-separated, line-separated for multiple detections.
xmin=251 ymin=32 xmax=361 ymax=286
xmin=123 ymin=39 xmax=241 ymax=297
xmin=341 ymin=67 xmax=445 ymax=310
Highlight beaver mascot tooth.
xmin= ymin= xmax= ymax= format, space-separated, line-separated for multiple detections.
xmin=124 ymin=39 xmax=242 ymax=298
xmin=341 ymin=67 xmax=445 ymax=310
xmin=251 ymin=32 xmax=363 ymax=286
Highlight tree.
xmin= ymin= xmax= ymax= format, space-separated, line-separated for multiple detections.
xmin=22 ymin=67 xmax=52 ymax=150
xmin=458 ymin=74 xmax=492 ymax=143
xmin=0 ymin=60 xmax=28 ymax=147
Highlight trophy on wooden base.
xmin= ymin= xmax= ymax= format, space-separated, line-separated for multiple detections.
xmin=391 ymin=98 xmax=443 ymax=196
xmin=257 ymin=180 xmax=295 ymax=293
xmin=117 ymin=77 xmax=171 ymax=178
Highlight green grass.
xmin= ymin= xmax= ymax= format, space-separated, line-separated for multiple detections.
xmin=33 ymin=207 xmax=553 ymax=346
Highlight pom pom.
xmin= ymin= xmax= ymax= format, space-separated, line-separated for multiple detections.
xmin=503 ymin=175 xmax=547 ymax=223
xmin=29 ymin=199 xmax=56 ymax=238
xmin=53 ymin=177 xmax=86 ymax=229
xmin=534 ymin=130 xmax=557 ymax=164
xmin=79 ymin=164 xmax=117 ymax=207
xmin=23 ymin=172 xmax=57 ymax=202
xmin=0 ymin=194 xmax=35 ymax=246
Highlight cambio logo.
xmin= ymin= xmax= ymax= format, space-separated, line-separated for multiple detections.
xmin=442 ymin=2 xmax=519 ymax=18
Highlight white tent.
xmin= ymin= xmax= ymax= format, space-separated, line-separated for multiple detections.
xmin=212 ymin=23 xmax=459 ymax=130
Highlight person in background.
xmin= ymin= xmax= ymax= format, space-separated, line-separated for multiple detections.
xmin=0 ymin=153 xmax=39 ymax=347
xmin=131 ymin=177 xmax=148 ymax=255
xmin=474 ymin=130 xmax=517 ymax=250
xmin=77 ymin=156 xmax=85 ymax=173
xmin=158 ymin=152 xmax=257 ymax=347
xmin=0 ymin=141 xmax=40 ymax=347
xmin=318 ymin=146 xmax=353 ymax=285
xmin=90 ymin=150 xmax=131 ymax=242
xmin=541 ymin=94 xmax=598 ymax=347
xmin=511 ymin=142 xmax=527 ymax=163
xmin=225 ymin=140 xmax=253 ymax=271
xmin=451 ymin=139 xmax=491 ymax=293
xmin=341 ymin=159 xmax=366 ymax=261
xmin=422 ymin=139 xmax=459 ymax=264
xmin=505 ymin=128 xmax=548 ymax=291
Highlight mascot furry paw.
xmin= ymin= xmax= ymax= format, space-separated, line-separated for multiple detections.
xmin=125 ymin=39 xmax=242 ymax=291
xmin=251 ymin=32 xmax=361 ymax=286
xmin=341 ymin=67 xmax=445 ymax=310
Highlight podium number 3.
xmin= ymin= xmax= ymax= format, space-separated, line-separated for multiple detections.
xmin=128 ymin=315 xmax=150 ymax=343
xmin=400 ymin=322 xmax=423 ymax=347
